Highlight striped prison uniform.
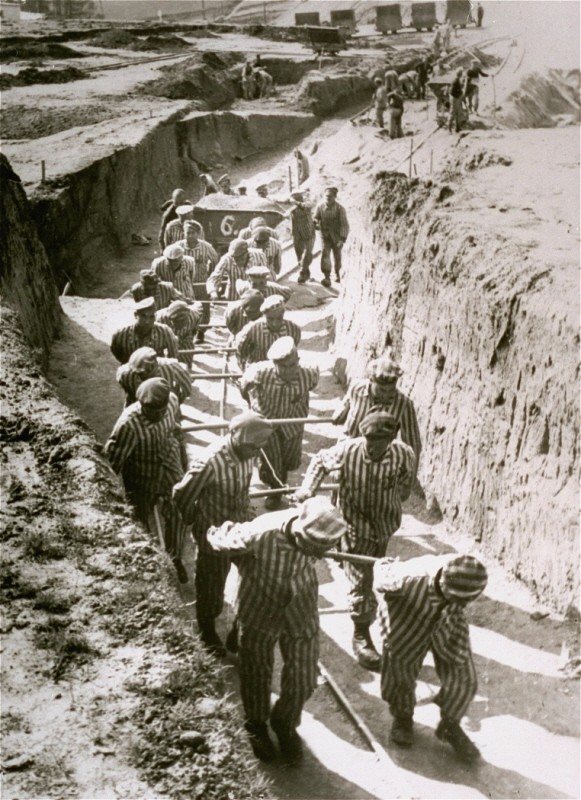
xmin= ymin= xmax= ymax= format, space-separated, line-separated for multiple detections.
xmin=130 ymin=280 xmax=186 ymax=309
xmin=116 ymin=357 xmax=192 ymax=405
xmin=105 ymin=392 xmax=187 ymax=558
xmin=207 ymin=508 xmax=319 ymax=728
xmin=152 ymin=255 xmax=199 ymax=301
xmin=239 ymin=225 xmax=279 ymax=240
xmin=334 ymin=380 xmax=422 ymax=472
xmin=291 ymin=203 xmax=316 ymax=281
xmin=314 ymin=200 xmax=349 ymax=278
xmin=235 ymin=318 xmax=301 ymax=371
xmin=225 ymin=302 xmax=258 ymax=337
xmin=234 ymin=279 xmax=292 ymax=302
xmin=254 ymin=239 xmax=282 ymax=276
xmin=172 ymin=435 xmax=254 ymax=628
xmin=301 ymin=437 xmax=415 ymax=624
xmin=158 ymin=198 xmax=193 ymax=249
xmin=240 ymin=362 xmax=319 ymax=486
xmin=155 ymin=305 xmax=202 ymax=368
xmin=178 ymin=238 xmax=218 ymax=327
xmin=110 ymin=323 xmax=179 ymax=364
xmin=164 ymin=218 xmax=208 ymax=248
xmin=206 ymin=250 xmax=269 ymax=301
xmin=374 ymin=555 xmax=478 ymax=722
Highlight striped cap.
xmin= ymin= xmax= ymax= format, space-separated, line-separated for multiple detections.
xmin=292 ymin=497 xmax=347 ymax=554
xmin=260 ymin=294 xmax=285 ymax=313
xmin=441 ymin=556 xmax=488 ymax=600
xmin=163 ymin=243 xmax=185 ymax=260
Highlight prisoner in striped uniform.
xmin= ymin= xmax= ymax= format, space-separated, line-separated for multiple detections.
xmin=240 ymin=337 xmax=319 ymax=510
xmin=290 ymin=191 xmax=316 ymax=284
xmin=172 ymin=412 xmax=273 ymax=656
xmin=156 ymin=301 xmax=202 ymax=368
xmin=117 ymin=346 xmax=192 ymax=405
xmin=374 ymin=554 xmax=487 ymax=762
xmin=178 ymin=220 xmax=217 ymax=337
xmin=239 ymin=216 xmax=279 ymax=241
xmin=130 ymin=269 xmax=186 ymax=309
xmin=235 ymin=294 xmax=301 ymax=370
xmin=314 ymin=187 xmax=350 ymax=287
xmin=251 ymin=226 xmax=282 ymax=276
xmin=225 ymin=289 xmax=264 ymax=336
xmin=152 ymin=243 xmax=199 ymax=301
xmin=297 ymin=410 xmax=415 ymax=671
xmin=333 ymin=354 xmax=421 ymax=472
xmin=235 ymin=264 xmax=292 ymax=302
xmin=207 ymin=238 xmax=269 ymax=301
xmin=105 ymin=378 xmax=188 ymax=582
xmin=158 ymin=188 xmax=192 ymax=250
xmin=163 ymin=203 xmax=194 ymax=247
xmin=111 ymin=297 xmax=179 ymax=364
xmin=207 ymin=497 xmax=347 ymax=764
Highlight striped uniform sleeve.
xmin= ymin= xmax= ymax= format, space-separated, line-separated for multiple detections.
xmin=234 ymin=319 xmax=256 ymax=366
xmin=301 ymin=440 xmax=347 ymax=494
xmin=110 ymin=328 xmax=130 ymax=363
xmin=172 ymin=459 xmax=213 ymax=523
xmin=160 ymin=360 xmax=192 ymax=402
xmin=394 ymin=442 xmax=416 ymax=492
xmin=206 ymin=255 xmax=229 ymax=296
xmin=332 ymin=382 xmax=353 ymax=425
xmin=289 ymin=320 xmax=302 ymax=346
xmin=157 ymin=324 xmax=179 ymax=360
xmin=130 ymin=283 xmax=143 ymax=302
xmin=270 ymin=239 xmax=282 ymax=275
xmin=164 ymin=220 xmax=183 ymax=247
xmin=225 ymin=303 xmax=243 ymax=335
xmin=239 ymin=361 xmax=265 ymax=406
xmin=399 ymin=396 xmax=422 ymax=466
xmin=104 ymin=414 xmax=136 ymax=474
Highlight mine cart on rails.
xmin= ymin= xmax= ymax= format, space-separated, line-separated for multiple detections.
xmin=305 ymin=25 xmax=348 ymax=56
xmin=192 ymin=195 xmax=285 ymax=255
xmin=329 ymin=8 xmax=357 ymax=34
xmin=446 ymin=0 xmax=472 ymax=27
xmin=375 ymin=3 xmax=403 ymax=34
xmin=411 ymin=1 xmax=437 ymax=31
xmin=427 ymin=76 xmax=469 ymax=128
xmin=294 ymin=11 xmax=321 ymax=26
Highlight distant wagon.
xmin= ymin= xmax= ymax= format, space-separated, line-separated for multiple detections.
xmin=446 ymin=0 xmax=472 ymax=27
xmin=294 ymin=11 xmax=321 ymax=26
xmin=329 ymin=8 xmax=357 ymax=34
xmin=411 ymin=1 xmax=436 ymax=31
xmin=375 ymin=3 xmax=403 ymax=34
xmin=192 ymin=195 xmax=285 ymax=255
xmin=305 ymin=25 xmax=347 ymax=56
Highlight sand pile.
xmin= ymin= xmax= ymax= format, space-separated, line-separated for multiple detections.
xmin=497 ymin=69 xmax=580 ymax=129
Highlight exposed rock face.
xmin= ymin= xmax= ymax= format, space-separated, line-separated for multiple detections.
xmin=0 ymin=153 xmax=61 ymax=359
xmin=295 ymin=71 xmax=374 ymax=115
xmin=498 ymin=69 xmax=581 ymax=129
xmin=334 ymin=168 xmax=579 ymax=613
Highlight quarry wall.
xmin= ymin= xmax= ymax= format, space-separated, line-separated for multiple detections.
xmin=0 ymin=153 xmax=61 ymax=359
xmin=334 ymin=170 xmax=579 ymax=614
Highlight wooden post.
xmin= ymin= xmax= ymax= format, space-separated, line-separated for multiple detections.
xmin=219 ymin=350 xmax=229 ymax=421
xmin=288 ymin=165 xmax=293 ymax=192
xmin=408 ymin=137 xmax=413 ymax=179
xmin=41 ymin=161 xmax=46 ymax=182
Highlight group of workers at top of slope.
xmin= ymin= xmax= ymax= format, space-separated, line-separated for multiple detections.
xmin=373 ymin=16 xmax=488 ymax=138
xmin=102 ymin=172 xmax=488 ymax=769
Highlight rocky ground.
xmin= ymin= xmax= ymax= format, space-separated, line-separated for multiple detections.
xmin=1 ymin=8 xmax=579 ymax=800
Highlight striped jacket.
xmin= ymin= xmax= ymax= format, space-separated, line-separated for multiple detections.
xmin=314 ymin=201 xmax=350 ymax=244
xmin=130 ymin=281 xmax=186 ymax=309
xmin=164 ymin=218 xmax=186 ymax=247
xmin=254 ymin=239 xmax=282 ymax=275
xmin=374 ymin=555 xmax=473 ymax=665
xmin=235 ymin=318 xmax=301 ymax=369
xmin=291 ymin=204 xmax=316 ymax=241
xmin=207 ymin=508 xmax=319 ymax=635
xmin=110 ymin=323 xmax=179 ymax=364
xmin=301 ymin=437 xmax=416 ymax=541
xmin=240 ymin=361 xmax=319 ymax=439
xmin=152 ymin=255 xmax=199 ymax=300
xmin=206 ymin=250 xmax=269 ymax=300
xmin=334 ymin=380 xmax=421 ymax=467
xmin=225 ymin=303 xmax=258 ymax=337
xmin=234 ymin=279 xmax=292 ymax=302
xmin=105 ymin=392 xmax=183 ymax=494
xmin=172 ymin=434 xmax=254 ymax=532
xmin=116 ymin=357 xmax=192 ymax=405
xmin=155 ymin=305 xmax=202 ymax=350
xmin=178 ymin=238 xmax=218 ymax=281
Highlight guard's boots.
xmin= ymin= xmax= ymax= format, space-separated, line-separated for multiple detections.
xmin=270 ymin=709 xmax=303 ymax=765
xmin=435 ymin=718 xmax=480 ymax=764
xmin=197 ymin=618 xmax=226 ymax=658
xmin=245 ymin=721 xmax=276 ymax=762
xmin=352 ymin=623 xmax=381 ymax=672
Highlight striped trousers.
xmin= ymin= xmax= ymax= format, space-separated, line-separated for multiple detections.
xmin=238 ymin=624 xmax=318 ymax=729
xmin=342 ymin=529 xmax=389 ymax=624
xmin=194 ymin=548 xmax=231 ymax=626
xmin=124 ymin=481 xmax=187 ymax=560
xmin=258 ymin=429 xmax=303 ymax=487
xmin=381 ymin=646 xmax=477 ymax=722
